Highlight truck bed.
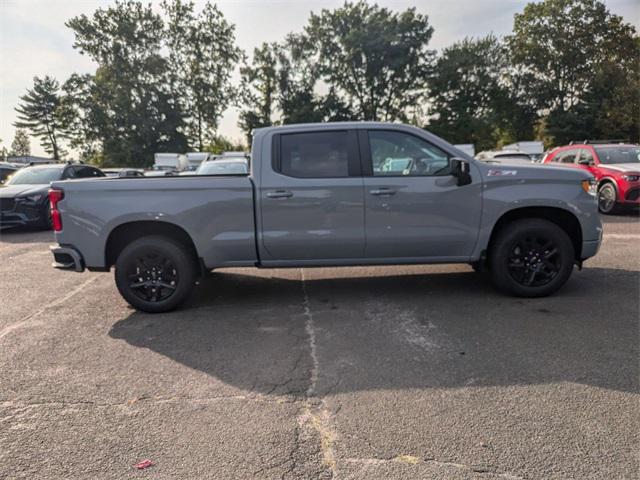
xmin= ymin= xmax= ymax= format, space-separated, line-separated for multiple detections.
xmin=51 ymin=175 xmax=258 ymax=269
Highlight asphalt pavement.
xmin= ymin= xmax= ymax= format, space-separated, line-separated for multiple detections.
xmin=1 ymin=213 xmax=638 ymax=479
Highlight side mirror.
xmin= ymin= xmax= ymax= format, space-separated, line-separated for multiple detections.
xmin=450 ymin=158 xmax=472 ymax=186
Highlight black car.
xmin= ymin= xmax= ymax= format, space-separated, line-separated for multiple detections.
xmin=102 ymin=168 xmax=145 ymax=178
xmin=0 ymin=163 xmax=104 ymax=229
xmin=0 ymin=162 xmax=19 ymax=184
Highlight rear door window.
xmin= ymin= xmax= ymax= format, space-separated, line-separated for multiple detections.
xmin=276 ymin=131 xmax=354 ymax=178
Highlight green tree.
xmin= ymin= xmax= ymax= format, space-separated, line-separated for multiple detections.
xmin=238 ymin=37 xmax=354 ymax=143
xmin=0 ymin=138 xmax=8 ymax=161
xmin=66 ymin=0 xmax=188 ymax=167
xmin=59 ymin=73 xmax=102 ymax=163
xmin=507 ymin=0 xmax=639 ymax=144
xmin=14 ymin=76 xmax=67 ymax=160
xmin=428 ymin=36 xmax=507 ymax=150
xmin=163 ymin=0 xmax=242 ymax=151
xmin=11 ymin=129 xmax=31 ymax=157
xmin=305 ymin=1 xmax=434 ymax=121
xmin=205 ymin=135 xmax=245 ymax=154
xmin=238 ymin=42 xmax=280 ymax=143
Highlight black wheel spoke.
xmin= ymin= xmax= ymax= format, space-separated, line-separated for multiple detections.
xmin=523 ymin=270 xmax=537 ymax=286
xmin=126 ymin=251 xmax=179 ymax=303
xmin=507 ymin=234 xmax=561 ymax=288
xmin=130 ymin=280 xmax=150 ymax=289
xmin=156 ymin=281 xmax=176 ymax=290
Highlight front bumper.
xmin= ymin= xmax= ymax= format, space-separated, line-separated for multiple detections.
xmin=581 ymin=239 xmax=601 ymax=260
xmin=622 ymin=187 xmax=640 ymax=204
xmin=50 ymin=245 xmax=85 ymax=272
xmin=0 ymin=201 xmax=46 ymax=227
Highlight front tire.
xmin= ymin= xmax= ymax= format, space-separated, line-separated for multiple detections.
xmin=115 ymin=236 xmax=196 ymax=313
xmin=489 ymin=219 xmax=575 ymax=297
xmin=597 ymin=183 xmax=618 ymax=214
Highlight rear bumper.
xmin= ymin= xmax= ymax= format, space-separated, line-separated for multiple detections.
xmin=50 ymin=245 xmax=85 ymax=272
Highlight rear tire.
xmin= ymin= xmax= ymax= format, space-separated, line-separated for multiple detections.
xmin=115 ymin=236 xmax=196 ymax=313
xmin=489 ymin=219 xmax=575 ymax=297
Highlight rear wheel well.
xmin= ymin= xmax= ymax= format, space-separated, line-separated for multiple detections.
xmin=487 ymin=207 xmax=582 ymax=261
xmin=105 ymin=221 xmax=200 ymax=270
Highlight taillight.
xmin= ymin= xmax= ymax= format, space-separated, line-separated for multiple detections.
xmin=48 ymin=189 xmax=64 ymax=232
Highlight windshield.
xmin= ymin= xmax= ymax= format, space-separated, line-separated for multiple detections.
xmin=5 ymin=167 xmax=62 ymax=185
xmin=196 ymin=161 xmax=248 ymax=175
xmin=594 ymin=146 xmax=640 ymax=164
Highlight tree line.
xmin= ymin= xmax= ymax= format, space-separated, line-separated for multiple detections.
xmin=6 ymin=0 xmax=639 ymax=167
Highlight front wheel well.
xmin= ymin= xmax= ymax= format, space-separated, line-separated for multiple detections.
xmin=487 ymin=207 xmax=583 ymax=262
xmin=597 ymin=178 xmax=618 ymax=194
xmin=105 ymin=221 xmax=200 ymax=270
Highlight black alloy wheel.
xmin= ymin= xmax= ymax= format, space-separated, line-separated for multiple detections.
xmin=489 ymin=218 xmax=575 ymax=297
xmin=126 ymin=251 xmax=179 ymax=303
xmin=115 ymin=236 xmax=196 ymax=313
xmin=506 ymin=235 xmax=560 ymax=288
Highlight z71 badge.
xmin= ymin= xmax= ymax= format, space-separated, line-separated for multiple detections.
xmin=487 ymin=169 xmax=517 ymax=176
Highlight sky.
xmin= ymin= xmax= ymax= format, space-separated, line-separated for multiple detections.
xmin=1 ymin=0 xmax=638 ymax=157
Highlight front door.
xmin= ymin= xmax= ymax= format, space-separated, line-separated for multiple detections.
xmin=361 ymin=129 xmax=482 ymax=259
xmin=260 ymin=129 xmax=365 ymax=261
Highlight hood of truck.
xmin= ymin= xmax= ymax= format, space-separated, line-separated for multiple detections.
xmin=478 ymin=162 xmax=591 ymax=182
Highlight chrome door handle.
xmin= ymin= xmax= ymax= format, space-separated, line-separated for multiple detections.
xmin=266 ymin=190 xmax=293 ymax=199
xmin=369 ymin=188 xmax=396 ymax=196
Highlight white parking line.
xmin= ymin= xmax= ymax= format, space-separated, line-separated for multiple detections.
xmin=603 ymin=234 xmax=640 ymax=239
xmin=0 ymin=276 xmax=100 ymax=341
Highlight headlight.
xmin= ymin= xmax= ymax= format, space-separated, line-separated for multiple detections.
xmin=581 ymin=178 xmax=597 ymax=196
xmin=622 ymin=174 xmax=640 ymax=182
xmin=16 ymin=194 xmax=43 ymax=203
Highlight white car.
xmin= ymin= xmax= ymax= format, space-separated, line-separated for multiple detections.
xmin=195 ymin=159 xmax=248 ymax=175
xmin=476 ymin=150 xmax=533 ymax=164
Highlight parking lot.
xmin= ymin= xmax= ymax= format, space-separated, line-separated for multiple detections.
xmin=0 ymin=213 xmax=638 ymax=479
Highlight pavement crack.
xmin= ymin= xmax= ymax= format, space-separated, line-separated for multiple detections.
xmin=286 ymin=268 xmax=337 ymax=479
xmin=343 ymin=456 xmax=524 ymax=479
xmin=0 ymin=394 xmax=299 ymax=412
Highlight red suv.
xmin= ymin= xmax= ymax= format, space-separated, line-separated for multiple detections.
xmin=543 ymin=142 xmax=640 ymax=214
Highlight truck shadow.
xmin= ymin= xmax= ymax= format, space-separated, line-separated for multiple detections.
xmin=109 ymin=267 xmax=639 ymax=395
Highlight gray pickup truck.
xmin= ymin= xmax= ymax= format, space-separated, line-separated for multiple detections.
xmin=49 ymin=122 xmax=602 ymax=312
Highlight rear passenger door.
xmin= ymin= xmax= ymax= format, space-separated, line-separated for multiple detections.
xmin=259 ymin=129 xmax=365 ymax=261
